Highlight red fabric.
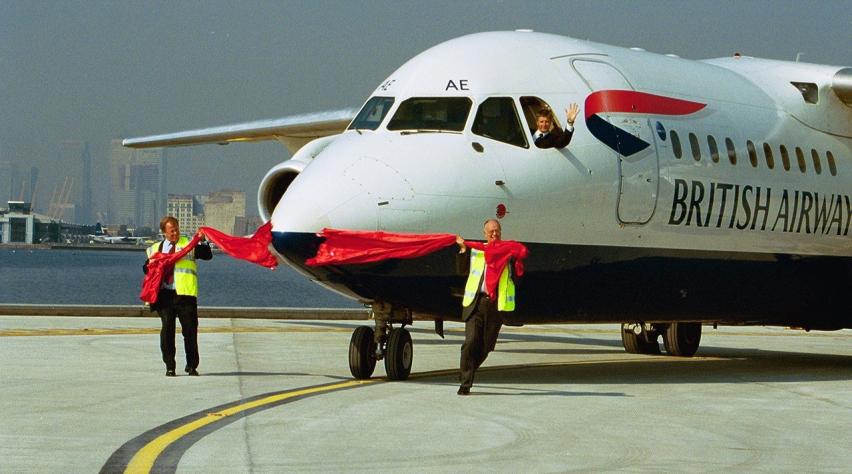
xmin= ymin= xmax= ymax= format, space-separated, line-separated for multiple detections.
xmin=201 ymin=221 xmax=279 ymax=269
xmin=463 ymin=240 xmax=529 ymax=300
xmin=306 ymin=228 xmax=458 ymax=266
xmin=304 ymin=228 xmax=529 ymax=301
xmin=140 ymin=222 xmax=278 ymax=304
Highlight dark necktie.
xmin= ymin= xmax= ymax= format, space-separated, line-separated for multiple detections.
xmin=165 ymin=243 xmax=176 ymax=285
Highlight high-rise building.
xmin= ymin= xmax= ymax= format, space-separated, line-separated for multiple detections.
xmin=166 ymin=194 xmax=204 ymax=235
xmin=203 ymin=190 xmax=245 ymax=234
xmin=52 ymin=140 xmax=90 ymax=224
xmin=0 ymin=160 xmax=11 ymax=204
xmin=80 ymin=142 xmax=92 ymax=224
xmin=109 ymin=140 xmax=165 ymax=229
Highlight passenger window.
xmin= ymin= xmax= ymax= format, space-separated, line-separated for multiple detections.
xmin=747 ymin=141 xmax=758 ymax=167
xmin=725 ymin=138 xmax=737 ymax=165
xmin=797 ymin=147 xmax=807 ymax=173
xmin=826 ymin=151 xmax=837 ymax=176
xmin=689 ymin=133 xmax=701 ymax=161
xmin=387 ymin=97 xmax=471 ymax=132
xmin=671 ymin=130 xmax=682 ymax=159
xmin=349 ymin=96 xmax=394 ymax=130
xmin=763 ymin=143 xmax=775 ymax=169
xmin=807 ymin=147 xmax=821 ymax=174
xmin=781 ymin=146 xmax=791 ymax=171
xmin=520 ymin=96 xmax=561 ymax=132
xmin=707 ymin=136 xmax=719 ymax=163
xmin=472 ymin=97 xmax=528 ymax=148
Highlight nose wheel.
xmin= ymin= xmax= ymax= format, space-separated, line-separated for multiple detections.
xmin=349 ymin=302 xmax=415 ymax=381
xmin=348 ymin=326 xmax=377 ymax=379
xmin=348 ymin=325 xmax=413 ymax=380
xmin=384 ymin=328 xmax=413 ymax=380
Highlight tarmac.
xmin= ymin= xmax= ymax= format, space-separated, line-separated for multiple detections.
xmin=1 ymin=313 xmax=851 ymax=473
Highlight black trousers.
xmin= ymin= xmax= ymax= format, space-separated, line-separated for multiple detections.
xmin=155 ymin=290 xmax=199 ymax=371
xmin=459 ymin=295 xmax=503 ymax=389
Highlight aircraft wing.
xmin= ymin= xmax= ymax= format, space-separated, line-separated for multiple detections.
xmin=122 ymin=108 xmax=358 ymax=153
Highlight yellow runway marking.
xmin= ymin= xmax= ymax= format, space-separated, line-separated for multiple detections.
xmin=123 ymin=378 xmax=381 ymax=474
xmin=118 ymin=355 xmax=698 ymax=473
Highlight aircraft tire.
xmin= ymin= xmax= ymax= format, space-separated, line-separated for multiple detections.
xmin=349 ymin=326 xmax=376 ymax=379
xmin=384 ymin=328 xmax=413 ymax=381
xmin=663 ymin=322 xmax=702 ymax=357
xmin=620 ymin=324 xmax=661 ymax=354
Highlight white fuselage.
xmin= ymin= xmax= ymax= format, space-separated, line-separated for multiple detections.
xmin=271 ymin=31 xmax=851 ymax=259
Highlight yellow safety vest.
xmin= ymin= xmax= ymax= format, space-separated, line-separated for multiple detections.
xmin=146 ymin=236 xmax=199 ymax=297
xmin=461 ymin=248 xmax=516 ymax=311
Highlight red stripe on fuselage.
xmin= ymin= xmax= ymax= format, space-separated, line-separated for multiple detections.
xmin=584 ymin=90 xmax=705 ymax=119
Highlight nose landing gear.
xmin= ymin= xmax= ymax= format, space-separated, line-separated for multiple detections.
xmin=348 ymin=302 xmax=413 ymax=381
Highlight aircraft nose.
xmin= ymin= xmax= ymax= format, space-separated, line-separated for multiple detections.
xmin=342 ymin=156 xmax=415 ymax=202
xmin=270 ymin=195 xmax=333 ymax=234
xmin=270 ymin=154 xmax=414 ymax=234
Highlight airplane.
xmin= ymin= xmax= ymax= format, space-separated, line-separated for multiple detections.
xmin=124 ymin=30 xmax=851 ymax=381
xmin=88 ymin=223 xmax=146 ymax=245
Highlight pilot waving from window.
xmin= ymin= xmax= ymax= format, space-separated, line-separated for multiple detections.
xmin=533 ymin=103 xmax=579 ymax=149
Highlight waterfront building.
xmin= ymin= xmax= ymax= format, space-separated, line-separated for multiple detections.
xmin=166 ymin=194 xmax=204 ymax=234
xmin=0 ymin=201 xmax=88 ymax=244
xmin=234 ymin=215 xmax=264 ymax=236
xmin=203 ymin=190 xmax=245 ymax=235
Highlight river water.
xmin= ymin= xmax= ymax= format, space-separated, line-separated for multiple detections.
xmin=0 ymin=248 xmax=360 ymax=308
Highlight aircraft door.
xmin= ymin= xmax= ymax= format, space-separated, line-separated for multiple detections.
xmin=560 ymin=59 xmax=660 ymax=224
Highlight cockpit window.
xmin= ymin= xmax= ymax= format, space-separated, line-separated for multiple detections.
xmin=386 ymin=97 xmax=471 ymax=132
xmin=472 ymin=97 xmax=528 ymax=148
xmin=520 ymin=96 xmax=560 ymax=132
xmin=349 ymin=96 xmax=394 ymax=131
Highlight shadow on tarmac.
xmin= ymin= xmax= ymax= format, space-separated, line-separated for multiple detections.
xmin=279 ymin=321 xmax=852 ymax=385
xmin=458 ymin=389 xmax=627 ymax=397
xmin=461 ymin=352 xmax=852 ymax=387
xmin=202 ymin=371 xmax=312 ymax=377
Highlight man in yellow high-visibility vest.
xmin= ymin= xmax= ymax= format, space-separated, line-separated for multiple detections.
xmin=143 ymin=216 xmax=212 ymax=377
xmin=455 ymin=219 xmax=520 ymax=395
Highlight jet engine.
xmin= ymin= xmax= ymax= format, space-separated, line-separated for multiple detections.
xmin=256 ymin=135 xmax=340 ymax=220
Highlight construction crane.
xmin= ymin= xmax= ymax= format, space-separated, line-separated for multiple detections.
xmin=48 ymin=176 xmax=74 ymax=220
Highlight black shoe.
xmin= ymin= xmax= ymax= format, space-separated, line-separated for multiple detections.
xmin=457 ymin=386 xmax=470 ymax=396
xmin=186 ymin=368 xmax=199 ymax=376
xmin=166 ymin=370 xmax=176 ymax=377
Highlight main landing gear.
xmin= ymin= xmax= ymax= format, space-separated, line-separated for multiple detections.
xmin=621 ymin=322 xmax=702 ymax=357
xmin=349 ymin=302 xmax=414 ymax=380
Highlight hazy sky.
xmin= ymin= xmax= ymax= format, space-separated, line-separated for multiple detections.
xmin=1 ymin=0 xmax=850 ymax=218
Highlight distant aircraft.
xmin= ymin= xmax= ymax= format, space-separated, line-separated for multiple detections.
xmin=125 ymin=31 xmax=852 ymax=380
xmin=88 ymin=223 xmax=145 ymax=245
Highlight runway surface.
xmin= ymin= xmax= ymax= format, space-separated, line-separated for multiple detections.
xmin=1 ymin=315 xmax=850 ymax=473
